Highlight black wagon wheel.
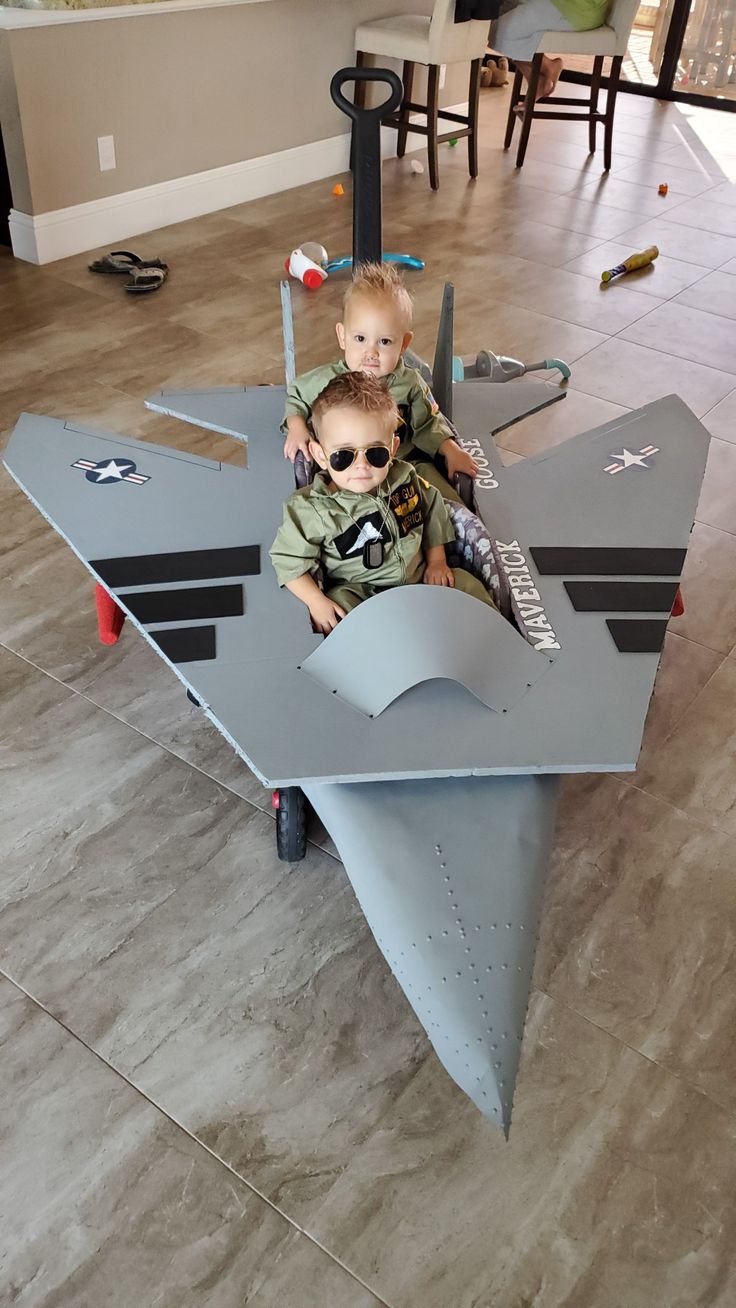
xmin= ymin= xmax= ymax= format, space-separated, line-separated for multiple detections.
xmin=274 ymin=787 xmax=308 ymax=863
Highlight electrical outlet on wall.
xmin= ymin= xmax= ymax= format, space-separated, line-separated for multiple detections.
xmin=97 ymin=135 xmax=116 ymax=172
xmin=439 ymin=64 xmax=446 ymax=88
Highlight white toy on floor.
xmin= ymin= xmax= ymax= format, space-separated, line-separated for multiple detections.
xmin=284 ymin=243 xmax=328 ymax=290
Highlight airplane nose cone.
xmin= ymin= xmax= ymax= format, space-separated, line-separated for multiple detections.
xmin=302 ymin=771 xmax=562 ymax=1136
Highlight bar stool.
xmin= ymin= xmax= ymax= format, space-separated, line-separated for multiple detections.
xmin=354 ymin=1 xmax=490 ymax=190
xmin=503 ymin=0 xmax=640 ymax=170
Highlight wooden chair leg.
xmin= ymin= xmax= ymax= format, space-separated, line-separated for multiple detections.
xmin=515 ymin=54 xmax=541 ymax=168
xmin=604 ymin=54 xmax=623 ymax=171
xmin=397 ymin=60 xmax=415 ymax=158
xmin=589 ymin=55 xmax=603 ymax=153
xmin=427 ymin=63 xmax=440 ymax=190
xmin=504 ymin=67 xmax=524 ymax=150
xmin=468 ymin=57 xmax=481 ymax=179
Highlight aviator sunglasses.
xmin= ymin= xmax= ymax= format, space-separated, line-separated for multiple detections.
xmin=327 ymin=443 xmax=392 ymax=473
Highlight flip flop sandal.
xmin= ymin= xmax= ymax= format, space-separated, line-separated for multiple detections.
xmin=124 ymin=263 xmax=169 ymax=294
xmin=88 ymin=250 xmax=166 ymax=275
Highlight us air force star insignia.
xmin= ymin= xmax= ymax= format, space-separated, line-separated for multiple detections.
xmin=604 ymin=444 xmax=659 ymax=475
xmin=72 ymin=458 xmax=150 ymax=485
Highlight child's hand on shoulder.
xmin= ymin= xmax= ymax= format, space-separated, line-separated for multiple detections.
xmin=284 ymin=417 xmax=312 ymax=462
xmin=423 ymin=559 xmax=455 ymax=588
xmin=309 ymin=594 xmax=347 ymax=634
xmin=440 ymin=437 xmax=479 ymax=480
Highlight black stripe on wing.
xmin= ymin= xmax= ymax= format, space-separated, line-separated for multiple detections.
xmin=530 ymin=547 xmax=685 ymax=576
xmin=607 ymin=619 xmax=669 ymax=653
xmin=564 ymin=581 xmax=679 ymax=612
xmin=149 ymin=626 xmax=216 ymax=663
xmin=120 ymin=584 xmax=244 ymax=624
xmin=92 ymin=544 xmax=260 ymax=587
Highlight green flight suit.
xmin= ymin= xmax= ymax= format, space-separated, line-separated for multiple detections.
xmin=269 ymin=460 xmax=493 ymax=611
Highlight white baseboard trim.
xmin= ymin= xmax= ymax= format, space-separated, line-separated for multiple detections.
xmin=9 ymin=101 xmax=468 ymax=266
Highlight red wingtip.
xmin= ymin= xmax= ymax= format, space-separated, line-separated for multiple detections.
xmin=95 ymin=583 xmax=126 ymax=645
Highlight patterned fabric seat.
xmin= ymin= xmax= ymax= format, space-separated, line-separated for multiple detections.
xmin=444 ymin=499 xmax=509 ymax=616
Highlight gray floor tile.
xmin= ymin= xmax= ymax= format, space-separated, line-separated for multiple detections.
xmin=701 ymin=388 xmax=736 ymax=442
xmin=304 ymin=995 xmax=736 ymax=1308
xmin=0 ymin=977 xmax=381 ymax=1308
xmin=615 ymin=217 xmax=736 ymax=268
xmin=674 ymin=269 xmax=736 ymax=322
xmin=659 ymin=194 xmax=736 ymax=236
xmin=562 ymin=335 xmax=736 ymax=416
xmin=562 ymin=242 xmax=709 ymax=299
xmin=696 ymin=437 xmax=736 ymax=533
xmin=538 ymin=773 xmax=736 ymax=1110
xmin=620 ymin=301 xmax=736 ymax=376
xmin=0 ymin=650 xmax=424 ymax=1227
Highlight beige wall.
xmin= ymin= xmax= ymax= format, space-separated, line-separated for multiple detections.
xmin=2 ymin=0 xmax=471 ymax=215
xmin=0 ymin=32 xmax=32 ymax=212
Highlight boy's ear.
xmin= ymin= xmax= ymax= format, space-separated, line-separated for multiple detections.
xmin=390 ymin=433 xmax=400 ymax=456
xmin=336 ymin=321 xmax=346 ymax=351
xmin=400 ymin=330 xmax=414 ymax=354
xmin=309 ymin=438 xmax=328 ymax=469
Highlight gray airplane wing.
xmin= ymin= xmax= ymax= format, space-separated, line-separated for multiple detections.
xmin=1 ymin=408 xmax=321 ymax=787
xmin=146 ymin=384 xmax=289 ymax=444
xmin=145 ymin=376 xmax=564 ymax=446
xmin=2 ymin=392 xmax=708 ymax=788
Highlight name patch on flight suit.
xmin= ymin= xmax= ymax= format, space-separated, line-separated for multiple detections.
xmin=389 ymin=477 xmax=424 ymax=537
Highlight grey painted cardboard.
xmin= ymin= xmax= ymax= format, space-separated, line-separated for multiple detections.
xmin=2 ymin=394 xmax=709 ymax=790
xmin=301 ymin=586 xmax=551 ymax=717
xmin=1 ymin=370 xmax=709 ymax=1133
xmin=144 ymin=377 xmax=565 ymax=446
xmin=304 ymin=773 xmax=562 ymax=1134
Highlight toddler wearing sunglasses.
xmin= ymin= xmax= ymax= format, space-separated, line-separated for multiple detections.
xmin=281 ymin=262 xmax=478 ymax=504
xmin=270 ymin=372 xmax=494 ymax=635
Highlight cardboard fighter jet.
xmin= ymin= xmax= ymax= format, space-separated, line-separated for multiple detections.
xmin=2 ymin=366 xmax=709 ymax=1133
xmin=1 ymin=69 xmax=710 ymax=1132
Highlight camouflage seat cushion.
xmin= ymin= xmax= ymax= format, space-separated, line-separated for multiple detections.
xmin=443 ymin=500 xmax=510 ymax=616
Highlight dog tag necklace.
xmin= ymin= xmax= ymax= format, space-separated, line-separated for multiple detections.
xmin=345 ymin=486 xmax=393 ymax=570
xmin=364 ymin=538 xmax=385 ymax=569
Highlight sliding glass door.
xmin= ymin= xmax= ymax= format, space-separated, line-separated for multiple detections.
xmin=674 ymin=0 xmax=736 ymax=100
xmin=565 ymin=0 xmax=736 ymax=108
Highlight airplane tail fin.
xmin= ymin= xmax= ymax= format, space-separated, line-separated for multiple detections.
xmin=431 ymin=282 xmax=455 ymax=421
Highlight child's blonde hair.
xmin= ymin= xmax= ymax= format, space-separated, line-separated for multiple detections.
xmin=311 ymin=370 xmax=400 ymax=437
xmin=343 ymin=262 xmax=414 ymax=333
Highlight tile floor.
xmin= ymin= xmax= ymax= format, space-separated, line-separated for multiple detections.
xmin=1 ymin=83 xmax=735 ymax=1307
